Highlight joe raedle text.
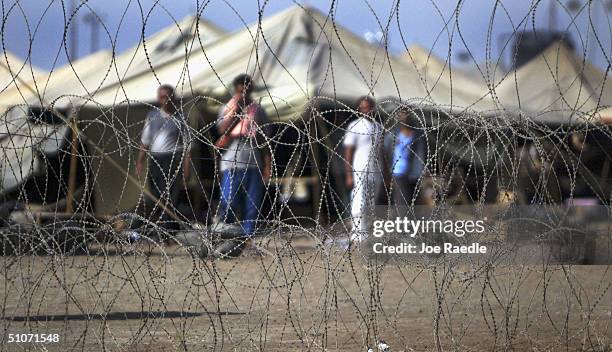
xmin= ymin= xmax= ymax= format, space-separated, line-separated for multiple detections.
xmin=372 ymin=241 xmax=487 ymax=254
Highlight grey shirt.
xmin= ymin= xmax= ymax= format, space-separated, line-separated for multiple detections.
xmin=141 ymin=109 xmax=191 ymax=154
xmin=217 ymin=102 xmax=269 ymax=171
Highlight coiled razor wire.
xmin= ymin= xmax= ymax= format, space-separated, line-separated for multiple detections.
xmin=0 ymin=1 xmax=611 ymax=351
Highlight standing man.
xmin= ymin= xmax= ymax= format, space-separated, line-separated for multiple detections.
xmin=136 ymin=84 xmax=192 ymax=227
xmin=216 ymin=74 xmax=271 ymax=237
xmin=389 ymin=109 xmax=426 ymax=207
xmin=343 ymin=96 xmax=385 ymax=243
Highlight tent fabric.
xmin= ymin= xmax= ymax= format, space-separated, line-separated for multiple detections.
xmin=0 ymin=52 xmax=46 ymax=93
xmin=90 ymin=6 xmax=500 ymax=120
xmin=0 ymin=16 xmax=225 ymax=208
xmin=0 ymin=105 xmax=68 ymax=193
xmin=0 ymin=52 xmax=47 ymax=110
xmin=0 ymin=50 xmax=115 ymax=110
xmin=114 ymin=15 xmax=226 ymax=83
xmin=93 ymin=15 xmax=225 ymax=105
xmin=400 ymin=45 xmax=496 ymax=104
xmin=3 ymin=7 xmax=502 ymax=118
xmin=491 ymin=41 xmax=612 ymax=125
xmin=461 ymin=60 xmax=505 ymax=90
xmin=0 ymin=15 xmax=225 ymax=110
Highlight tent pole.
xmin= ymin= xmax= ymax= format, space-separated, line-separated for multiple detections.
xmin=309 ymin=111 xmax=327 ymax=226
xmin=66 ymin=108 xmax=79 ymax=213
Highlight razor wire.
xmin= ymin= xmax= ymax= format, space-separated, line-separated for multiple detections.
xmin=0 ymin=0 xmax=611 ymax=351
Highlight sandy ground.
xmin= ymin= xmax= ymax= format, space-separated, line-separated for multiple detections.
xmin=0 ymin=233 xmax=611 ymax=352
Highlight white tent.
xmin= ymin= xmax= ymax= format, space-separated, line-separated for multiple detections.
xmin=491 ymin=41 xmax=612 ymax=125
xmin=459 ymin=59 xmax=505 ymax=90
xmin=0 ymin=52 xmax=46 ymax=92
xmin=82 ymin=5 xmax=507 ymax=215
xmin=0 ymin=16 xmax=225 ymax=198
xmin=91 ymin=6 xmax=499 ymax=119
xmin=0 ymin=51 xmax=111 ymax=197
xmin=0 ymin=52 xmax=46 ymax=110
xmin=4 ymin=7 xmax=502 ymax=118
xmin=1 ymin=6 xmax=503 ymax=213
xmin=95 ymin=15 xmax=226 ymax=104
xmin=0 ymin=50 xmax=114 ymax=110
xmin=0 ymin=15 xmax=225 ymax=110
xmin=400 ymin=45 xmax=496 ymax=107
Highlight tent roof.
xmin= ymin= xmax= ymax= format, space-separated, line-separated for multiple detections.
xmin=400 ymin=44 xmax=493 ymax=96
xmin=110 ymin=15 xmax=226 ymax=85
xmin=91 ymin=6 xmax=499 ymax=119
xmin=0 ymin=52 xmax=46 ymax=90
xmin=0 ymin=50 xmax=114 ymax=111
xmin=455 ymin=58 xmax=505 ymax=90
xmin=492 ymin=41 xmax=612 ymax=125
xmin=0 ymin=52 xmax=46 ymax=105
xmin=1 ymin=15 xmax=225 ymax=109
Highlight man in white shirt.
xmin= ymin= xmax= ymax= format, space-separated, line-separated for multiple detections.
xmin=136 ymin=84 xmax=192 ymax=227
xmin=343 ymin=96 xmax=385 ymax=243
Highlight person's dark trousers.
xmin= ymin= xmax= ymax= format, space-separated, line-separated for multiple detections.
xmin=219 ymin=167 xmax=265 ymax=237
xmin=392 ymin=175 xmax=419 ymax=207
xmin=147 ymin=152 xmax=183 ymax=230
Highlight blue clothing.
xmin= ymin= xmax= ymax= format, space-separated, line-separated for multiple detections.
xmin=392 ymin=133 xmax=414 ymax=176
xmin=219 ymin=168 xmax=265 ymax=236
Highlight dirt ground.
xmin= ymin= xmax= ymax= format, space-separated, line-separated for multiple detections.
xmin=0 ymin=233 xmax=610 ymax=352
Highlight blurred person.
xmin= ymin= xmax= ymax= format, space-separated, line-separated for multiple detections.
xmin=216 ymin=74 xmax=271 ymax=239
xmin=136 ymin=84 xmax=192 ymax=229
xmin=389 ymin=109 xmax=426 ymax=207
xmin=343 ymin=96 xmax=385 ymax=243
